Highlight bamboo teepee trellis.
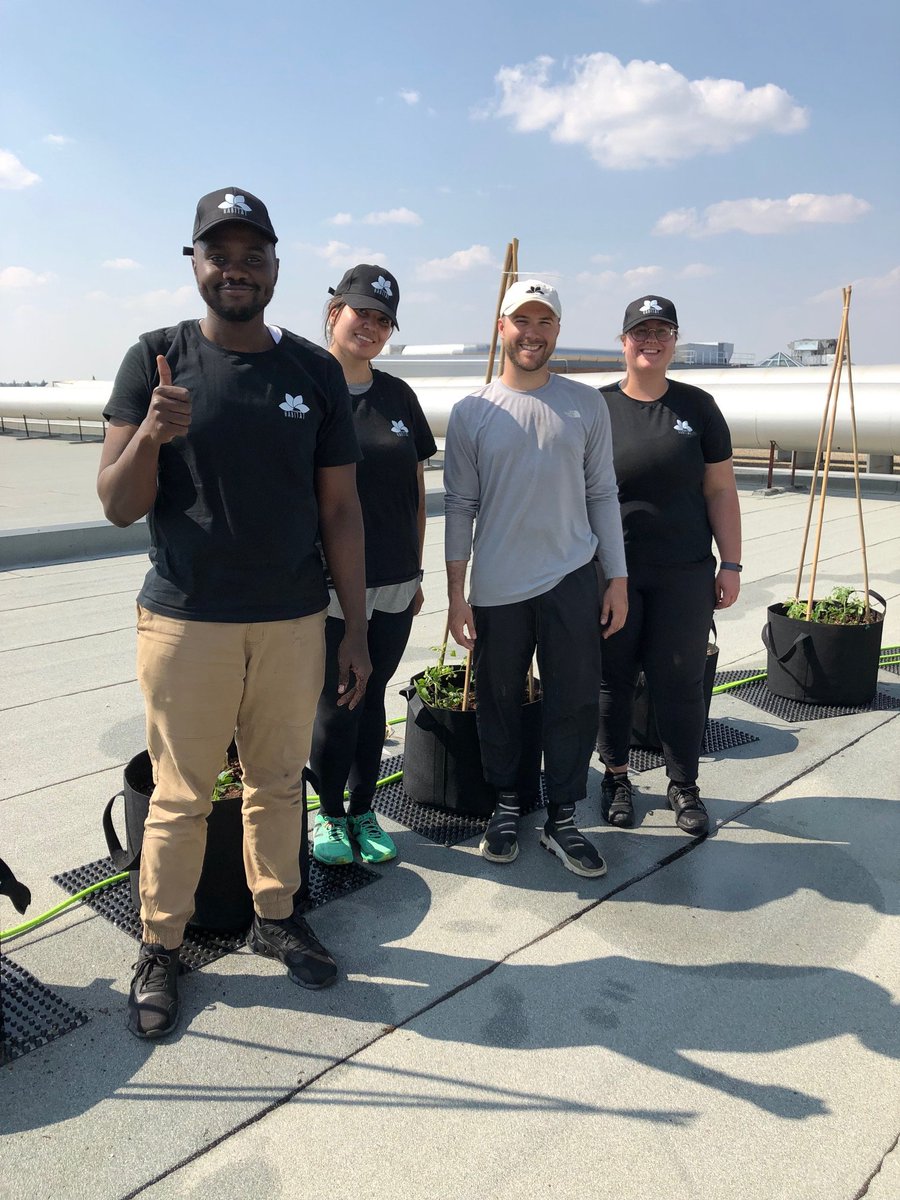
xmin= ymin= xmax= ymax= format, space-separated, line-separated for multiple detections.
xmin=791 ymin=285 xmax=872 ymax=620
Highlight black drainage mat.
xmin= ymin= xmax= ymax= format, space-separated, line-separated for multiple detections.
xmin=713 ymin=669 xmax=900 ymax=722
xmin=0 ymin=956 xmax=89 ymax=1065
xmin=373 ymin=754 xmax=547 ymax=846
xmin=628 ymin=718 xmax=760 ymax=773
xmin=52 ymin=856 xmax=379 ymax=972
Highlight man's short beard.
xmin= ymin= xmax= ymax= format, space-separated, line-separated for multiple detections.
xmin=505 ymin=342 xmax=552 ymax=372
xmin=207 ymin=294 xmax=266 ymax=323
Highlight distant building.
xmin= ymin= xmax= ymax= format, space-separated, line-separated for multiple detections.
xmin=673 ymin=342 xmax=734 ymax=366
xmin=787 ymin=338 xmax=837 ymax=366
xmin=376 ymin=343 xmax=624 ymax=378
xmin=757 ymin=351 xmax=803 ymax=368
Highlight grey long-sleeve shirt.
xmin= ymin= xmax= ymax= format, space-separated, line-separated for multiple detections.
xmin=444 ymin=375 xmax=627 ymax=606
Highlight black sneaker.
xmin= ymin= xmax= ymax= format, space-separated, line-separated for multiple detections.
xmin=246 ymin=913 xmax=338 ymax=989
xmin=127 ymin=942 xmax=180 ymax=1040
xmin=600 ymin=772 xmax=635 ymax=827
xmin=540 ymin=804 xmax=607 ymax=878
xmin=667 ymin=782 xmax=709 ymax=837
xmin=479 ymin=791 xmax=520 ymax=863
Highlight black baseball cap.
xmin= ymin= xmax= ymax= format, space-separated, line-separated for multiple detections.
xmin=182 ymin=188 xmax=278 ymax=255
xmin=622 ymin=295 xmax=678 ymax=333
xmin=329 ymin=264 xmax=400 ymax=329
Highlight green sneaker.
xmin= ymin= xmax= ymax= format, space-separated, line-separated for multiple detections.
xmin=312 ymin=813 xmax=353 ymax=866
xmin=347 ymin=810 xmax=397 ymax=863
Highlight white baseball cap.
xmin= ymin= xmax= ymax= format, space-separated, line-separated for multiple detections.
xmin=500 ymin=279 xmax=561 ymax=319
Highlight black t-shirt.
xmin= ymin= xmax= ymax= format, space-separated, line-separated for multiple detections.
xmin=353 ymin=370 xmax=437 ymax=586
xmin=600 ymin=378 xmax=733 ymax=566
xmin=104 ymin=321 xmax=360 ymax=621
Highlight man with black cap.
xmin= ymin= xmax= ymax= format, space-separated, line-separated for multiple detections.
xmin=444 ymin=279 xmax=628 ymax=878
xmin=98 ymin=187 xmax=371 ymax=1039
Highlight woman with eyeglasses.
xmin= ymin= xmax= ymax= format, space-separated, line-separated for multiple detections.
xmin=596 ymin=296 xmax=741 ymax=837
xmin=308 ymin=264 xmax=436 ymax=867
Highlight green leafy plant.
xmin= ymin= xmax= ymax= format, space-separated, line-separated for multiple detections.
xmin=784 ymin=586 xmax=874 ymax=626
xmin=414 ymin=646 xmax=468 ymax=709
xmin=212 ymin=753 xmax=242 ymax=802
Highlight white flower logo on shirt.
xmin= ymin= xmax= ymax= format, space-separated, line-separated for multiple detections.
xmin=280 ymin=394 xmax=310 ymax=419
xmin=391 ymin=419 xmax=409 ymax=436
xmin=673 ymin=419 xmax=694 ymax=435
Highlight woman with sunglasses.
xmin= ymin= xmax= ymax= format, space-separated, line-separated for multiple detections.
xmin=596 ymin=296 xmax=741 ymax=836
xmin=308 ymin=264 xmax=436 ymax=866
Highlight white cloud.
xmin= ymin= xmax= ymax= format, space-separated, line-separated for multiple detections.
xmin=43 ymin=134 xmax=74 ymax=146
xmin=811 ymin=265 xmax=900 ymax=304
xmin=102 ymin=258 xmax=141 ymax=270
xmin=126 ymin=284 xmax=197 ymax=312
xmin=0 ymin=266 xmax=52 ymax=288
xmin=417 ymin=245 xmax=494 ymax=281
xmin=302 ymin=240 xmax=388 ymax=269
xmin=681 ymin=262 xmax=717 ymax=278
xmin=362 ymin=207 xmax=423 ymax=227
xmin=399 ymin=90 xmax=420 ymax=106
xmin=0 ymin=149 xmax=40 ymax=189
xmin=654 ymin=193 xmax=871 ymax=236
xmin=484 ymin=53 xmax=808 ymax=169
xmin=576 ymin=262 xmax=710 ymax=288
xmin=327 ymin=212 xmax=354 ymax=226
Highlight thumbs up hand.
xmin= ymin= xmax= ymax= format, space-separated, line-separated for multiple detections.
xmin=145 ymin=355 xmax=192 ymax=444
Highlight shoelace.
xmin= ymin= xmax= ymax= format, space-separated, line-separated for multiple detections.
xmin=321 ymin=819 xmax=349 ymax=842
xmin=132 ymin=951 xmax=173 ymax=991
xmin=353 ymin=812 xmax=381 ymax=836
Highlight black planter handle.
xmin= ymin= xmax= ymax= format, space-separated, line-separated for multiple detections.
xmin=762 ymin=621 xmax=810 ymax=664
xmin=400 ymin=683 xmax=441 ymax=733
xmin=102 ymin=791 xmax=140 ymax=872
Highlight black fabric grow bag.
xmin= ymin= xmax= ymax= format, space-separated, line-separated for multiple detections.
xmin=762 ymin=591 xmax=886 ymax=706
xmin=103 ymin=747 xmax=310 ymax=931
xmin=630 ymin=634 xmax=719 ymax=752
xmin=400 ymin=669 xmax=543 ymax=818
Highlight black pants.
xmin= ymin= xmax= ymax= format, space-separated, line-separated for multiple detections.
xmin=597 ymin=558 xmax=716 ymax=785
xmin=308 ymin=604 xmax=414 ymax=818
xmin=472 ymin=561 xmax=602 ymax=807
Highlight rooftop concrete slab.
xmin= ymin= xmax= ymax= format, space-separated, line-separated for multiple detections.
xmin=1 ymin=434 xmax=898 ymax=1200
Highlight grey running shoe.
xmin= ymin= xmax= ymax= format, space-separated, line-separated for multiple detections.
xmin=247 ymin=913 xmax=338 ymax=989
xmin=541 ymin=803 xmax=607 ymax=878
xmin=480 ymin=791 xmax=520 ymax=863
xmin=127 ymin=942 xmax=180 ymax=1040
xmin=667 ymin=783 xmax=709 ymax=837
xmin=600 ymin=772 xmax=635 ymax=827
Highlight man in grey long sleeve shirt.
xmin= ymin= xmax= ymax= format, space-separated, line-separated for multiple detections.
xmin=445 ymin=279 xmax=627 ymax=877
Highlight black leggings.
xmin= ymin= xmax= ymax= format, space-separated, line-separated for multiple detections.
xmin=597 ymin=559 xmax=716 ymax=785
xmin=308 ymin=604 xmax=415 ymax=818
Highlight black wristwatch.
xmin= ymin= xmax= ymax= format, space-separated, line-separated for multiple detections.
xmin=719 ymin=561 xmax=743 ymax=572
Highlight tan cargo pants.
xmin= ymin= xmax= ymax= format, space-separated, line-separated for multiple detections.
xmin=135 ymin=605 xmax=326 ymax=949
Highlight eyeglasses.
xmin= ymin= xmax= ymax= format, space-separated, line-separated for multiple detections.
xmin=627 ymin=325 xmax=677 ymax=343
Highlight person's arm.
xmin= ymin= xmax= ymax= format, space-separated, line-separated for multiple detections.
xmin=413 ymin=461 xmax=427 ymax=616
xmin=315 ymin=464 xmax=372 ymax=708
xmin=703 ymin=457 xmax=742 ymax=610
xmin=97 ymin=356 xmax=190 ymax=527
xmin=446 ymin=559 xmax=475 ymax=650
xmin=584 ymin=394 xmax=628 ymax=637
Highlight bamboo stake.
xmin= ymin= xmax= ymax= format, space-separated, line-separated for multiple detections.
xmin=804 ymin=292 xmax=851 ymax=616
xmin=461 ymin=650 xmax=473 ymax=711
xmin=527 ymin=661 xmax=535 ymax=704
xmin=841 ymin=288 xmax=872 ymax=618
xmin=792 ymin=319 xmax=848 ymax=599
xmin=497 ymin=237 xmax=519 ymax=380
xmin=437 ymin=613 xmax=451 ymax=669
xmin=485 ymin=241 xmax=513 ymax=384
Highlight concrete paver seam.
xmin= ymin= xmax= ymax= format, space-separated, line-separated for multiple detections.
xmin=1 ymin=678 xmax=138 ymax=714
xmin=0 ymin=626 xmax=135 ymax=654
xmin=1 ymin=761 xmax=131 ymax=805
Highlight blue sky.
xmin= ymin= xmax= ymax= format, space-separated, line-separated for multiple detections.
xmin=1 ymin=0 xmax=898 ymax=380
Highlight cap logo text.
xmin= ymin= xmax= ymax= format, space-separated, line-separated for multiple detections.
xmin=218 ymin=193 xmax=252 ymax=216
xmin=640 ymin=299 xmax=662 ymax=315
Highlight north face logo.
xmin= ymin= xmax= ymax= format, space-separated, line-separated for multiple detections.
xmin=640 ymin=299 xmax=663 ymax=315
xmin=218 ymin=193 xmax=252 ymax=216
xmin=372 ymin=275 xmax=393 ymax=298
xmin=280 ymin=394 xmax=310 ymax=419
xmin=391 ymin=420 xmax=409 ymax=436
